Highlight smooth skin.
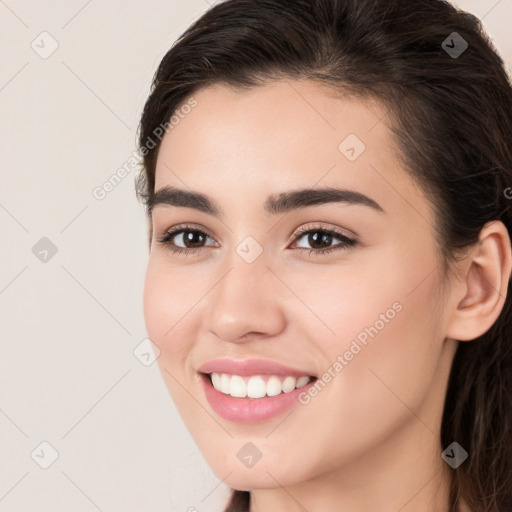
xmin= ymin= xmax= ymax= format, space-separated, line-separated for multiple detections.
xmin=143 ymin=80 xmax=511 ymax=512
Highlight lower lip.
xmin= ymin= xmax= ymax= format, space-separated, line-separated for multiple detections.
xmin=199 ymin=373 xmax=317 ymax=424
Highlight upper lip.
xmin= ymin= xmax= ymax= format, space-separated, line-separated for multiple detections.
xmin=198 ymin=358 xmax=316 ymax=378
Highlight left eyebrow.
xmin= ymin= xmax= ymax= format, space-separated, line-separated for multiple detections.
xmin=148 ymin=185 xmax=385 ymax=218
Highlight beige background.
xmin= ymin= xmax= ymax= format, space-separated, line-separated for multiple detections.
xmin=1 ymin=1 xmax=511 ymax=511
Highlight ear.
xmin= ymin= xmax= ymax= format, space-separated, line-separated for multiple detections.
xmin=446 ymin=220 xmax=512 ymax=342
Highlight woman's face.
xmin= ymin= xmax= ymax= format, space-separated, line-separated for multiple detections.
xmin=143 ymin=80 xmax=457 ymax=491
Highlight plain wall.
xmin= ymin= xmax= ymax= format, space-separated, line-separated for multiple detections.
xmin=1 ymin=1 xmax=511 ymax=511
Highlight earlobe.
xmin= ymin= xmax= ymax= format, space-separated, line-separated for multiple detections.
xmin=446 ymin=221 xmax=512 ymax=342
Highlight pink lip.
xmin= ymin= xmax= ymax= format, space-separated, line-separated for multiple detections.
xmin=197 ymin=358 xmax=316 ymax=378
xmin=199 ymin=372 xmax=317 ymax=423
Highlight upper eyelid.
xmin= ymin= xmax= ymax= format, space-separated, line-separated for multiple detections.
xmin=293 ymin=223 xmax=356 ymax=239
xmin=157 ymin=222 xmax=214 ymax=238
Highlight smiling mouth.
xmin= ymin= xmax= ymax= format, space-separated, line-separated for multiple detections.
xmin=201 ymin=371 xmax=317 ymax=399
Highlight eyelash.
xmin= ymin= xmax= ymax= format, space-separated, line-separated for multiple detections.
xmin=156 ymin=223 xmax=357 ymax=257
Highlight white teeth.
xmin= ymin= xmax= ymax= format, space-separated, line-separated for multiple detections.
xmin=282 ymin=376 xmax=296 ymax=393
xmin=211 ymin=372 xmax=221 ymax=390
xmin=229 ymin=375 xmax=247 ymax=397
xmin=295 ymin=376 xmax=310 ymax=388
xmin=266 ymin=376 xmax=282 ymax=397
xmin=247 ymin=376 xmax=267 ymax=398
xmin=221 ymin=373 xmax=230 ymax=393
xmin=209 ymin=372 xmax=313 ymax=398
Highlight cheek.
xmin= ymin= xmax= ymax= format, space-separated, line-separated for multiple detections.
xmin=143 ymin=259 xmax=205 ymax=420
xmin=304 ymin=242 xmax=442 ymax=364
xmin=142 ymin=258 xmax=197 ymax=367
xmin=143 ymin=262 xmax=169 ymax=350
xmin=292 ymin=247 xmax=444 ymax=424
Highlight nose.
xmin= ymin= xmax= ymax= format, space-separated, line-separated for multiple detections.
xmin=204 ymin=253 xmax=287 ymax=343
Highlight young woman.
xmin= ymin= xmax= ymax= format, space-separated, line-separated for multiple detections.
xmin=135 ymin=1 xmax=512 ymax=511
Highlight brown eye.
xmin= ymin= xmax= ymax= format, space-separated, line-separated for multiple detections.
xmin=304 ymin=231 xmax=334 ymax=249
xmin=292 ymin=226 xmax=357 ymax=255
xmin=156 ymin=225 xmax=216 ymax=255
xmin=175 ymin=230 xmax=208 ymax=248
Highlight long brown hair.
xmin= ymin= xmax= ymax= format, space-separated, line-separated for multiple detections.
xmin=136 ymin=1 xmax=512 ymax=510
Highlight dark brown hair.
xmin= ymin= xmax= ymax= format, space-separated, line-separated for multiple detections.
xmin=136 ymin=1 xmax=512 ymax=510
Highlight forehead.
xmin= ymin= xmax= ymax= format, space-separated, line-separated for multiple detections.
xmin=154 ymin=80 xmax=431 ymax=224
